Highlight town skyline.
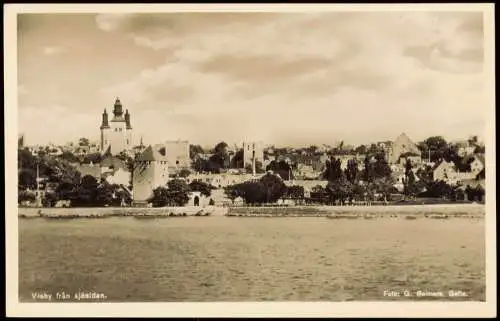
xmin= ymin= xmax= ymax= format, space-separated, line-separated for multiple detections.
xmin=19 ymin=130 xmax=485 ymax=152
xmin=18 ymin=12 xmax=485 ymax=147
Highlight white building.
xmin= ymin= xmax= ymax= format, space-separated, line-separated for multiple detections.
xmin=132 ymin=145 xmax=169 ymax=204
xmin=243 ymin=141 xmax=264 ymax=170
xmin=100 ymin=98 xmax=133 ymax=155
xmin=104 ymin=167 xmax=131 ymax=186
xmin=153 ymin=140 xmax=190 ymax=172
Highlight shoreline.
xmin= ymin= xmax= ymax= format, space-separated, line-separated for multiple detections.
xmin=18 ymin=206 xmax=228 ymax=219
xmin=226 ymin=203 xmax=484 ymax=218
xmin=18 ymin=203 xmax=485 ymax=219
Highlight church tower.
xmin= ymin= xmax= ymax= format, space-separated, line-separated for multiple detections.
xmin=100 ymin=97 xmax=132 ymax=155
xmin=100 ymin=108 xmax=110 ymax=152
xmin=125 ymin=109 xmax=133 ymax=151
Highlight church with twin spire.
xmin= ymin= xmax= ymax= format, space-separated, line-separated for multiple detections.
xmin=100 ymin=97 xmax=133 ymax=155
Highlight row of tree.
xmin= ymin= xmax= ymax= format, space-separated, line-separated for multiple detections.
xmin=148 ymin=179 xmax=216 ymax=207
xmin=220 ymin=152 xmax=485 ymax=206
xmin=223 ymin=173 xmax=303 ymax=205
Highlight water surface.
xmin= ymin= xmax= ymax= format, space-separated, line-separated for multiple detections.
xmin=19 ymin=211 xmax=486 ymax=302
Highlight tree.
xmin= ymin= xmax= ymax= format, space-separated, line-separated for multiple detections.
xmin=362 ymin=155 xmax=371 ymax=183
xmin=55 ymin=181 xmax=76 ymax=200
xmin=18 ymin=148 xmax=81 ymax=194
xmin=323 ymin=157 xmax=344 ymax=182
xmin=189 ymin=179 xmax=215 ymax=197
xmin=149 ymin=179 xmax=191 ymax=207
xmin=259 ymin=172 xmax=288 ymax=203
xmin=367 ymin=143 xmax=381 ymax=155
xmin=225 ymin=173 xmax=287 ymax=205
xmin=418 ymin=136 xmax=451 ymax=162
xmin=212 ymin=141 xmax=230 ymax=168
xmin=286 ymin=185 xmax=305 ymax=200
xmin=416 ymin=165 xmax=434 ymax=186
xmin=18 ymin=190 xmax=36 ymax=204
xmin=420 ymin=180 xmax=454 ymax=199
xmin=189 ymin=144 xmax=204 ymax=160
xmin=78 ymin=137 xmax=90 ymax=146
xmin=351 ymin=183 xmax=367 ymax=201
xmin=255 ymin=160 xmax=265 ymax=173
xmin=476 ymin=168 xmax=485 ymax=180
xmin=372 ymin=153 xmax=392 ymax=180
xmin=326 ymin=177 xmax=353 ymax=205
xmin=455 ymin=155 xmax=474 ymax=172
xmin=80 ymin=174 xmax=98 ymax=189
xmin=214 ymin=141 xmax=228 ymax=154
xmin=468 ymin=135 xmax=479 ymax=146
xmin=149 ymin=186 xmax=170 ymax=207
xmin=455 ymin=188 xmax=465 ymax=201
xmin=376 ymin=177 xmax=396 ymax=202
xmin=344 ymin=159 xmax=359 ymax=183
xmin=95 ymin=182 xmax=121 ymax=206
xmin=224 ymin=185 xmax=240 ymax=204
xmin=240 ymin=181 xmax=268 ymax=204
xmin=18 ymin=168 xmax=37 ymax=190
xmin=230 ymin=149 xmax=244 ymax=168
xmin=178 ymin=168 xmax=192 ymax=178
xmin=354 ymin=145 xmax=367 ymax=155
xmin=245 ymin=160 xmax=264 ymax=174
xmin=309 ymin=185 xmax=329 ymax=204
xmin=206 ymin=156 xmax=224 ymax=173
xmin=402 ymin=159 xmax=417 ymax=197
xmin=59 ymin=151 xmax=80 ymax=163
xmin=192 ymin=157 xmax=208 ymax=173
xmin=70 ymin=175 xmax=100 ymax=207
xmin=306 ymin=145 xmax=319 ymax=155
xmin=474 ymin=145 xmax=485 ymax=154
xmin=166 ymin=179 xmax=191 ymax=206
xmin=82 ymin=152 xmax=103 ymax=164
xmin=18 ymin=148 xmax=35 ymax=170
xmin=266 ymin=160 xmax=293 ymax=180
xmin=43 ymin=192 xmax=58 ymax=207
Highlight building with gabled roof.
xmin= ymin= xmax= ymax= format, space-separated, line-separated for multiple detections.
xmin=74 ymin=162 xmax=102 ymax=180
xmin=469 ymin=154 xmax=485 ymax=174
xmin=132 ymin=145 xmax=170 ymax=204
xmin=101 ymin=154 xmax=127 ymax=170
xmin=386 ymin=133 xmax=422 ymax=164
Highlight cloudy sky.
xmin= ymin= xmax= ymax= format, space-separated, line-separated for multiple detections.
xmin=17 ymin=11 xmax=486 ymax=148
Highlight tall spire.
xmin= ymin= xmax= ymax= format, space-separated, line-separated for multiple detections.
xmin=125 ymin=109 xmax=132 ymax=129
xmin=252 ymin=150 xmax=256 ymax=177
xmin=100 ymin=108 xmax=110 ymax=129
xmin=113 ymin=97 xmax=123 ymax=117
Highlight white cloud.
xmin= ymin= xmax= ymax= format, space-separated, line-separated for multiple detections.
xmin=20 ymin=12 xmax=486 ymax=147
xmin=42 ymin=46 xmax=65 ymax=55
xmin=19 ymin=106 xmax=99 ymax=145
xmin=94 ymin=13 xmax=132 ymax=32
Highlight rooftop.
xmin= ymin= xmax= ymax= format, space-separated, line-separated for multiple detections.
xmin=136 ymin=145 xmax=169 ymax=162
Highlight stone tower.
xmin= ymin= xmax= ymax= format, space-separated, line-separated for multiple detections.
xmin=132 ymin=145 xmax=170 ymax=204
xmin=243 ymin=141 xmax=264 ymax=171
xmin=100 ymin=108 xmax=110 ymax=152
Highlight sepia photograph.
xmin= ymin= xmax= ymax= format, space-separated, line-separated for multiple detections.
xmin=5 ymin=3 xmax=496 ymax=318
